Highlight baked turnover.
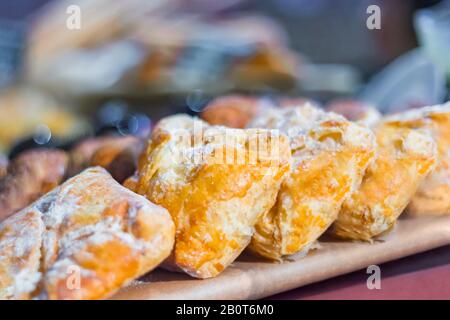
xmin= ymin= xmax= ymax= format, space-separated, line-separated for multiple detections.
xmin=126 ymin=114 xmax=291 ymax=278
xmin=0 ymin=167 xmax=174 ymax=300
xmin=247 ymin=105 xmax=377 ymax=260
xmin=384 ymin=104 xmax=450 ymax=216
xmin=332 ymin=120 xmax=438 ymax=240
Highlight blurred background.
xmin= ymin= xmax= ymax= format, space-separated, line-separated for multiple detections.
xmin=0 ymin=0 xmax=448 ymax=156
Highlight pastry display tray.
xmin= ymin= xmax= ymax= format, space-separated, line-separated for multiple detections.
xmin=112 ymin=215 xmax=450 ymax=300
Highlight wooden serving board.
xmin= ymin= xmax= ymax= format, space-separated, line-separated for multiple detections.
xmin=112 ymin=215 xmax=450 ymax=300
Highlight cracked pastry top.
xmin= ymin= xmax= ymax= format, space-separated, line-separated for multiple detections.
xmin=247 ymin=105 xmax=377 ymax=260
xmin=0 ymin=167 xmax=174 ymax=300
xmin=383 ymin=103 xmax=450 ymax=216
xmin=332 ymin=116 xmax=438 ymax=241
xmin=126 ymin=114 xmax=291 ymax=278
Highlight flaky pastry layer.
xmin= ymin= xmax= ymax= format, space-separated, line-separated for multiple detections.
xmin=333 ymin=121 xmax=438 ymax=240
xmin=383 ymin=103 xmax=450 ymax=216
xmin=247 ymin=105 xmax=377 ymax=259
xmin=127 ymin=115 xmax=291 ymax=278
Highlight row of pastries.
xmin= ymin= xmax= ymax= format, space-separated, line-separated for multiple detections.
xmin=0 ymin=97 xmax=449 ymax=299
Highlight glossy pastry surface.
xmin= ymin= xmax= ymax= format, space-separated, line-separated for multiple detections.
xmin=247 ymin=105 xmax=377 ymax=260
xmin=333 ymin=120 xmax=438 ymax=240
xmin=128 ymin=114 xmax=291 ymax=277
xmin=384 ymin=103 xmax=450 ymax=216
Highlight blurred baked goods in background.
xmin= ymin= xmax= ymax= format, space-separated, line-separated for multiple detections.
xmin=0 ymin=87 xmax=90 ymax=154
xmin=247 ymin=105 xmax=376 ymax=259
xmin=200 ymin=95 xmax=321 ymax=128
xmin=0 ymin=167 xmax=175 ymax=300
xmin=0 ymin=135 xmax=146 ymax=223
xmin=88 ymin=135 xmax=144 ymax=183
xmin=201 ymin=95 xmax=275 ymax=128
xmin=0 ymin=149 xmax=69 ymax=222
xmin=0 ymin=153 xmax=7 ymax=178
xmin=127 ymin=114 xmax=291 ymax=278
xmin=25 ymin=0 xmax=302 ymax=96
xmin=68 ymin=135 xmax=124 ymax=177
xmin=326 ymin=99 xmax=382 ymax=127
xmin=278 ymin=97 xmax=321 ymax=109
xmin=133 ymin=15 xmax=300 ymax=93
xmin=332 ymin=120 xmax=438 ymax=241
xmin=69 ymin=135 xmax=144 ymax=183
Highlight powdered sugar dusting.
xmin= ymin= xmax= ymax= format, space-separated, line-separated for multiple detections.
xmin=0 ymin=167 xmax=174 ymax=299
xmin=248 ymin=105 xmax=375 ymax=166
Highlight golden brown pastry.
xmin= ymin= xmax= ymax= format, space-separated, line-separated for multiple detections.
xmin=332 ymin=121 xmax=438 ymax=241
xmin=247 ymin=105 xmax=377 ymax=260
xmin=229 ymin=46 xmax=299 ymax=91
xmin=27 ymin=1 xmax=170 ymax=81
xmin=0 ymin=167 xmax=174 ymax=300
xmin=29 ymin=2 xmax=300 ymax=95
xmin=384 ymin=103 xmax=450 ymax=216
xmin=0 ymin=154 xmax=7 ymax=178
xmin=201 ymin=95 xmax=274 ymax=128
xmin=0 ymin=87 xmax=89 ymax=152
xmin=127 ymin=114 xmax=291 ymax=278
xmin=326 ymin=99 xmax=382 ymax=127
xmin=0 ymin=149 xmax=69 ymax=222
xmin=133 ymin=16 xmax=300 ymax=93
